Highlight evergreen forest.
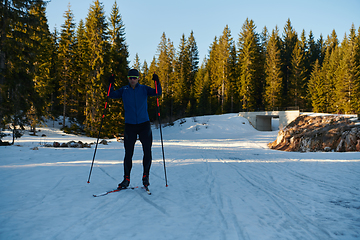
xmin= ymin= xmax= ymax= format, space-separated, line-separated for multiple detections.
xmin=1 ymin=0 xmax=360 ymax=140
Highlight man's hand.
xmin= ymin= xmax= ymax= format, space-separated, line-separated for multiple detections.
xmin=108 ymin=74 xmax=115 ymax=84
xmin=152 ymin=73 xmax=159 ymax=83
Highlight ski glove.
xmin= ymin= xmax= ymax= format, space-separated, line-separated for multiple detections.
xmin=152 ymin=73 xmax=159 ymax=83
xmin=108 ymin=74 xmax=115 ymax=84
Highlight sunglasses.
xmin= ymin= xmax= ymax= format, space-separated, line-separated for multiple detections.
xmin=128 ymin=76 xmax=139 ymax=80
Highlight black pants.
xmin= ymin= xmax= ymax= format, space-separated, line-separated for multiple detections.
xmin=123 ymin=121 xmax=152 ymax=178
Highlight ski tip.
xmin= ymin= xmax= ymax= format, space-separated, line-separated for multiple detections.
xmin=87 ymin=181 xmax=90 ymax=184
xmin=166 ymin=184 xmax=168 ymax=187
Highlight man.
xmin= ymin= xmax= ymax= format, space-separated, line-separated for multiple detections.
xmin=108 ymin=69 xmax=161 ymax=189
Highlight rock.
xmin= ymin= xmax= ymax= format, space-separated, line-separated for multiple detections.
xmin=336 ymin=139 xmax=345 ymax=152
xmin=83 ymin=142 xmax=91 ymax=148
xmin=77 ymin=141 xmax=84 ymax=148
xmin=0 ymin=140 xmax=11 ymax=146
xmin=269 ymin=115 xmax=360 ymax=152
xmin=324 ymin=146 xmax=332 ymax=152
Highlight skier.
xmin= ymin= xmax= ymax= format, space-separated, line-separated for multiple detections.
xmin=108 ymin=69 xmax=161 ymax=189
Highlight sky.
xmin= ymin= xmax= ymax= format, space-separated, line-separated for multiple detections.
xmin=45 ymin=0 xmax=360 ymax=67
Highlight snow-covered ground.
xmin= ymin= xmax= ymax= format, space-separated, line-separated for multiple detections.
xmin=0 ymin=113 xmax=359 ymax=240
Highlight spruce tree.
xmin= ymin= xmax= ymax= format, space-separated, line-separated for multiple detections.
xmin=107 ymin=3 xmax=128 ymax=138
xmin=72 ymin=19 xmax=89 ymax=125
xmin=194 ymin=61 xmax=211 ymax=115
xmin=308 ymin=59 xmax=326 ymax=112
xmin=335 ymin=25 xmax=360 ymax=113
xmin=49 ymin=27 xmax=61 ymax=118
xmin=237 ymin=19 xmax=262 ymax=111
xmin=104 ymin=1 xmax=128 ymax=137
xmin=217 ymin=26 xmax=234 ymax=113
xmin=84 ymin=0 xmax=110 ymax=137
xmin=58 ymin=4 xmax=76 ymax=126
xmin=108 ymin=0 xmax=128 ymax=86
xmin=28 ymin=0 xmax=55 ymax=131
xmin=187 ymin=31 xmax=199 ymax=115
xmin=207 ymin=37 xmax=220 ymax=113
xmin=321 ymin=43 xmax=339 ymax=113
xmin=281 ymin=19 xmax=298 ymax=108
xmin=174 ymin=34 xmax=190 ymax=116
xmin=289 ymin=40 xmax=307 ymax=108
xmin=264 ymin=27 xmax=283 ymax=110
xmin=156 ymin=32 xmax=175 ymax=122
xmin=1 ymin=0 xmax=39 ymax=142
xmin=141 ymin=60 xmax=151 ymax=87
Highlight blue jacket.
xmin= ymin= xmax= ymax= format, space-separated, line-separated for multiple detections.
xmin=108 ymin=82 xmax=162 ymax=124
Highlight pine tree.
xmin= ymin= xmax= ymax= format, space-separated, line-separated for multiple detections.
xmin=156 ymin=32 xmax=175 ymax=122
xmin=317 ymin=30 xmax=339 ymax=113
xmin=1 ymin=0 xmax=39 ymax=142
xmin=289 ymin=40 xmax=307 ymax=108
xmin=106 ymin=5 xmax=127 ymax=134
xmin=356 ymin=27 xmax=360 ymax=113
xmin=264 ymin=27 xmax=283 ymax=110
xmin=107 ymin=4 xmax=128 ymax=138
xmin=28 ymin=0 xmax=55 ymax=132
xmin=308 ymin=59 xmax=326 ymax=112
xmin=321 ymin=43 xmax=339 ymax=113
xmin=141 ymin=60 xmax=151 ymax=87
xmin=217 ymin=25 xmax=234 ymax=113
xmin=108 ymin=0 xmax=128 ymax=86
xmin=72 ymin=19 xmax=89 ymax=125
xmin=132 ymin=53 xmax=141 ymax=70
xmin=206 ymin=36 xmax=220 ymax=113
xmin=187 ymin=31 xmax=199 ymax=115
xmin=237 ymin=19 xmax=262 ymax=111
xmin=172 ymin=31 xmax=199 ymax=117
xmin=260 ymin=26 xmax=269 ymax=57
xmin=58 ymin=4 xmax=76 ymax=126
xmin=84 ymin=0 xmax=110 ymax=137
xmin=174 ymin=33 xmax=190 ymax=116
xmin=307 ymin=31 xmax=319 ymax=71
xmin=325 ymin=30 xmax=339 ymax=54
xmin=281 ymin=19 xmax=298 ymax=107
xmin=335 ymin=25 xmax=360 ymax=113
xmin=194 ymin=60 xmax=211 ymax=115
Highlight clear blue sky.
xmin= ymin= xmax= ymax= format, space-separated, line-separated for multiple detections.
xmin=46 ymin=0 xmax=360 ymax=66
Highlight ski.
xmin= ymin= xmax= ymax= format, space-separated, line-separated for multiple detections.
xmin=93 ymin=186 xmax=137 ymax=197
xmin=142 ymin=186 xmax=151 ymax=195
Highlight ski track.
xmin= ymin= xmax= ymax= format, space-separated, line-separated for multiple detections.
xmin=212 ymin=155 xmax=359 ymax=239
xmin=224 ymin=160 xmax=332 ymax=239
xmin=1 ymin=114 xmax=360 ymax=240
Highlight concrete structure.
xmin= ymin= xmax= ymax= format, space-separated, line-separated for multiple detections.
xmin=239 ymin=110 xmax=300 ymax=131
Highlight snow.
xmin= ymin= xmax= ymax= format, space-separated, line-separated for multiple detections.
xmin=1 ymin=113 xmax=359 ymax=240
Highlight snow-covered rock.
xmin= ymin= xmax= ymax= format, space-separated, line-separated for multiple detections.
xmin=269 ymin=115 xmax=360 ymax=152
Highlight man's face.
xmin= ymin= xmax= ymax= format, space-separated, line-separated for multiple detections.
xmin=128 ymin=76 xmax=139 ymax=88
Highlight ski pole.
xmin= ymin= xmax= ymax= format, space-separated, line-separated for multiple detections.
xmin=154 ymin=74 xmax=168 ymax=187
xmin=87 ymin=78 xmax=113 ymax=183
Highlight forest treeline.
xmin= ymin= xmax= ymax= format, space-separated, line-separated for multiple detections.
xmin=1 ymin=0 xmax=359 ymax=139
